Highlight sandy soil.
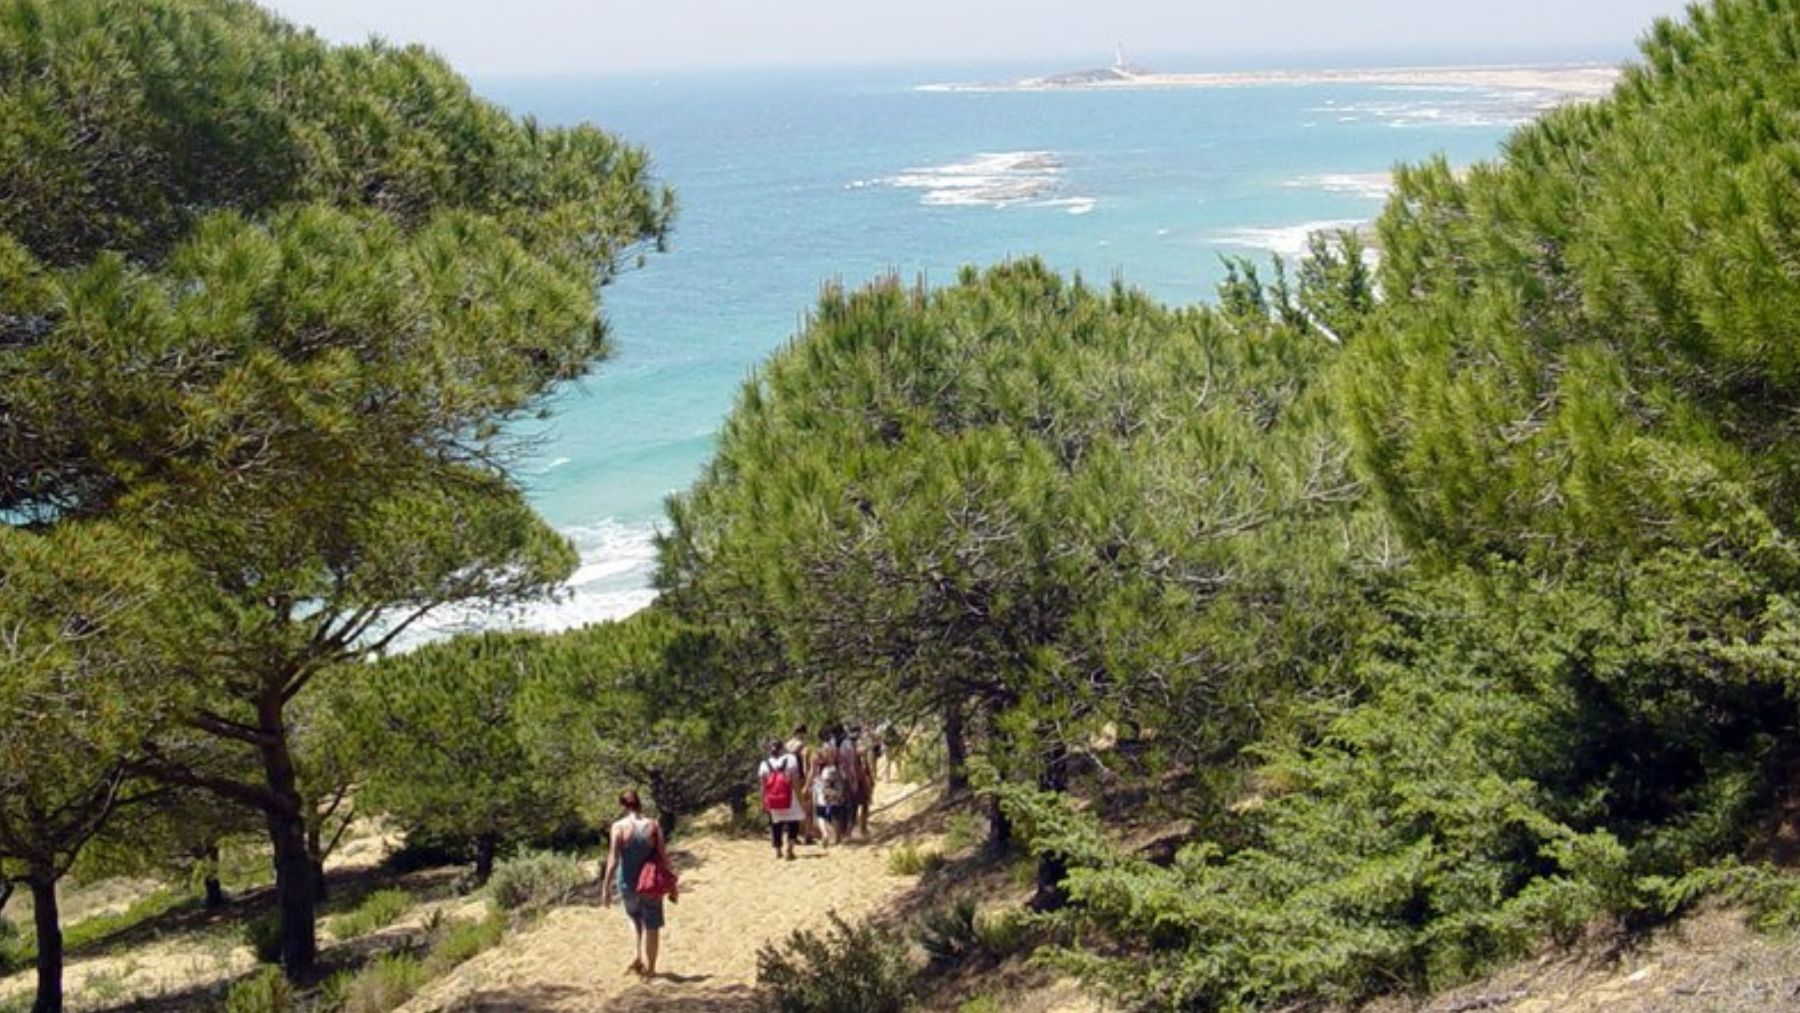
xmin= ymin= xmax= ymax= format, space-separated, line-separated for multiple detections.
xmin=926 ymin=63 xmax=1623 ymax=99
xmin=0 ymin=825 xmax=404 ymax=1010
xmin=399 ymin=782 xmax=941 ymax=1013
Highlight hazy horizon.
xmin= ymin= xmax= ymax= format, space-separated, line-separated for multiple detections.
xmin=261 ymin=1 xmax=1687 ymax=76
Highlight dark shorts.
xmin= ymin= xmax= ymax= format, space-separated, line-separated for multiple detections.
xmin=622 ymin=889 xmax=665 ymax=930
xmin=817 ymin=804 xmax=841 ymax=821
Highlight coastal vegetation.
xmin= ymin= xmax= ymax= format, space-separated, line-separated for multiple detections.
xmin=6 ymin=0 xmax=1800 ymax=1011
xmin=0 ymin=0 xmax=669 ymax=1007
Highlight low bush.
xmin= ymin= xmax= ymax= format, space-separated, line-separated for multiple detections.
xmin=423 ymin=907 xmax=508 ymax=974
xmin=334 ymin=953 xmax=427 ymax=1013
xmin=915 ymin=899 xmax=978 ymax=969
xmin=972 ymin=907 xmax=1038 ymax=960
xmin=316 ymin=971 xmax=356 ymax=1013
xmin=756 ymin=912 xmax=913 ymax=1013
xmin=223 ymin=967 xmax=293 ymax=1013
xmin=885 ymin=844 xmax=944 ymax=877
xmin=329 ymin=889 xmax=414 ymax=940
xmin=915 ymin=901 xmax=1038 ymax=970
xmin=488 ymin=850 xmax=586 ymax=911
xmin=942 ymin=814 xmax=984 ymax=855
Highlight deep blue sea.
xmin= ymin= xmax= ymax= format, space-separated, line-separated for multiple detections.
xmin=428 ymin=60 xmax=1606 ymax=635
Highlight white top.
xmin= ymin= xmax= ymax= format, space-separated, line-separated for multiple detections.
xmin=758 ymin=753 xmax=805 ymax=823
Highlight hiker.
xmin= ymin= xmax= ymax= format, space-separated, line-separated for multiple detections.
xmin=787 ymin=723 xmax=818 ymax=843
xmin=849 ymin=726 xmax=877 ymax=836
xmin=601 ymin=788 xmax=677 ymax=978
xmin=836 ymin=727 xmax=869 ymax=839
xmin=811 ymin=730 xmax=850 ymax=846
xmin=758 ymin=738 xmax=804 ymax=860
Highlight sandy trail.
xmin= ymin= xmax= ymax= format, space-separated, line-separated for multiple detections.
xmin=400 ymin=782 xmax=936 ymax=1013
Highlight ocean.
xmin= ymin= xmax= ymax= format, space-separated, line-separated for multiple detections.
xmin=424 ymin=60 xmax=1605 ymax=637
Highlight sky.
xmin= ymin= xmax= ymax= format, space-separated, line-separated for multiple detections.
xmin=260 ymin=0 xmax=1691 ymax=76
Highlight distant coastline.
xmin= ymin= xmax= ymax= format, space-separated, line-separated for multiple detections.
xmin=920 ymin=62 xmax=1623 ymax=99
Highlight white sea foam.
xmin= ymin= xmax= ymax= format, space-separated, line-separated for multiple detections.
xmin=382 ymin=518 xmax=662 ymax=653
xmin=1308 ymin=88 xmax=1554 ymax=129
xmin=1212 ymin=219 xmax=1369 ymax=260
xmin=1039 ymin=196 xmax=1097 ymax=215
xmin=870 ymin=151 xmax=1067 ymax=208
xmin=1287 ymin=172 xmax=1394 ymax=200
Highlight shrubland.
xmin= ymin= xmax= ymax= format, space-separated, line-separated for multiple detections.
xmin=708 ymin=2 xmax=1800 ymax=1009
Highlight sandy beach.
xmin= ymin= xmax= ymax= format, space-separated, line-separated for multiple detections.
xmin=923 ymin=63 xmax=1623 ymax=99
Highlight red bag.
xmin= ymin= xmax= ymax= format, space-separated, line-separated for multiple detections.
xmin=761 ymin=760 xmax=794 ymax=811
xmin=636 ymin=853 xmax=679 ymax=899
xmin=635 ymin=826 xmax=679 ymax=900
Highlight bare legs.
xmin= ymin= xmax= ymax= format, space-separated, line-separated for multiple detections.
xmin=644 ymin=927 xmax=660 ymax=976
xmin=627 ymin=922 xmax=645 ymax=975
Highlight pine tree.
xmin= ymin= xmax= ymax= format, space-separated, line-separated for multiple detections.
xmin=0 ymin=0 xmax=672 ymax=980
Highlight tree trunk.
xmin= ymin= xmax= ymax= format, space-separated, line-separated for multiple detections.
xmin=256 ymin=689 xmax=316 ymax=977
xmin=0 ymin=879 xmax=13 ymax=920
xmin=474 ymin=834 xmax=499 ymax=885
xmin=202 ymin=843 xmax=225 ymax=910
xmin=28 ymin=867 xmax=62 ymax=1013
xmin=943 ymin=698 xmax=969 ymax=798
xmin=986 ymin=792 xmax=1012 ymax=858
xmin=1031 ymin=743 xmax=1072 ymax=912
xmin=658 ymin=809 xmax=679 ymax=838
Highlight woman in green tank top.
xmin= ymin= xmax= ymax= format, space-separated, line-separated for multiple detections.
xmin=602 ymin=789 xmax=673 ymax=976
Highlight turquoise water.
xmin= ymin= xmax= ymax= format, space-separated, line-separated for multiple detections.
xmin=453 ymin=65 xmax=1571 ymax=633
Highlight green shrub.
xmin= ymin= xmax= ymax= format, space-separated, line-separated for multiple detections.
xmin=335 ymin=953 xmax=427 ymax=1013
xmin=488 ymin=850 xmax=586 ymax=911
xmin=915 ymin=899 xmax=978 ymax=969
xmin=329 ymin=889 xmax=414 ymax=940
xmin=223 ymin=967 xmax=293 ymax=1013
xmin=913 ymin=901 xmax=1036 ymax=970
xmin=957 ymin=998 xmax=1002 ymax=1013
xmin=973 ymin=907 xmax=1037 ymax=960
xmin=756 ymin=912 xmax=913 ymax=1013
xmin=1652 ymin=863 xmax=1800 ymax=933
xmin=942 ymin=814 xmax=984 ymax=854
xmin=316 ymin=970 xmax=356 ymax=1013
xmin=885 ymin=844 xmax=944 ymax=877
xmin=243 ymin=912 xmax=283 ymax=965
xmin=423 ymin=908 xmax=508 ymax=974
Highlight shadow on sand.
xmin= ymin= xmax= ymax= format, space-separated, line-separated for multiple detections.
xmin=430 ymin=977 xmax=755 ymax=1012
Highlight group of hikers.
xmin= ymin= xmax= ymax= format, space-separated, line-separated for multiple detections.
xmin=600 ymin=722 xmax=893 ymax=978
xmin=758 ymin=723 xmax=883 ymax=860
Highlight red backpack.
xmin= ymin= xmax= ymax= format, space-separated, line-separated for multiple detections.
xmin=761 ymin=757 xmax=794 ymax=811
